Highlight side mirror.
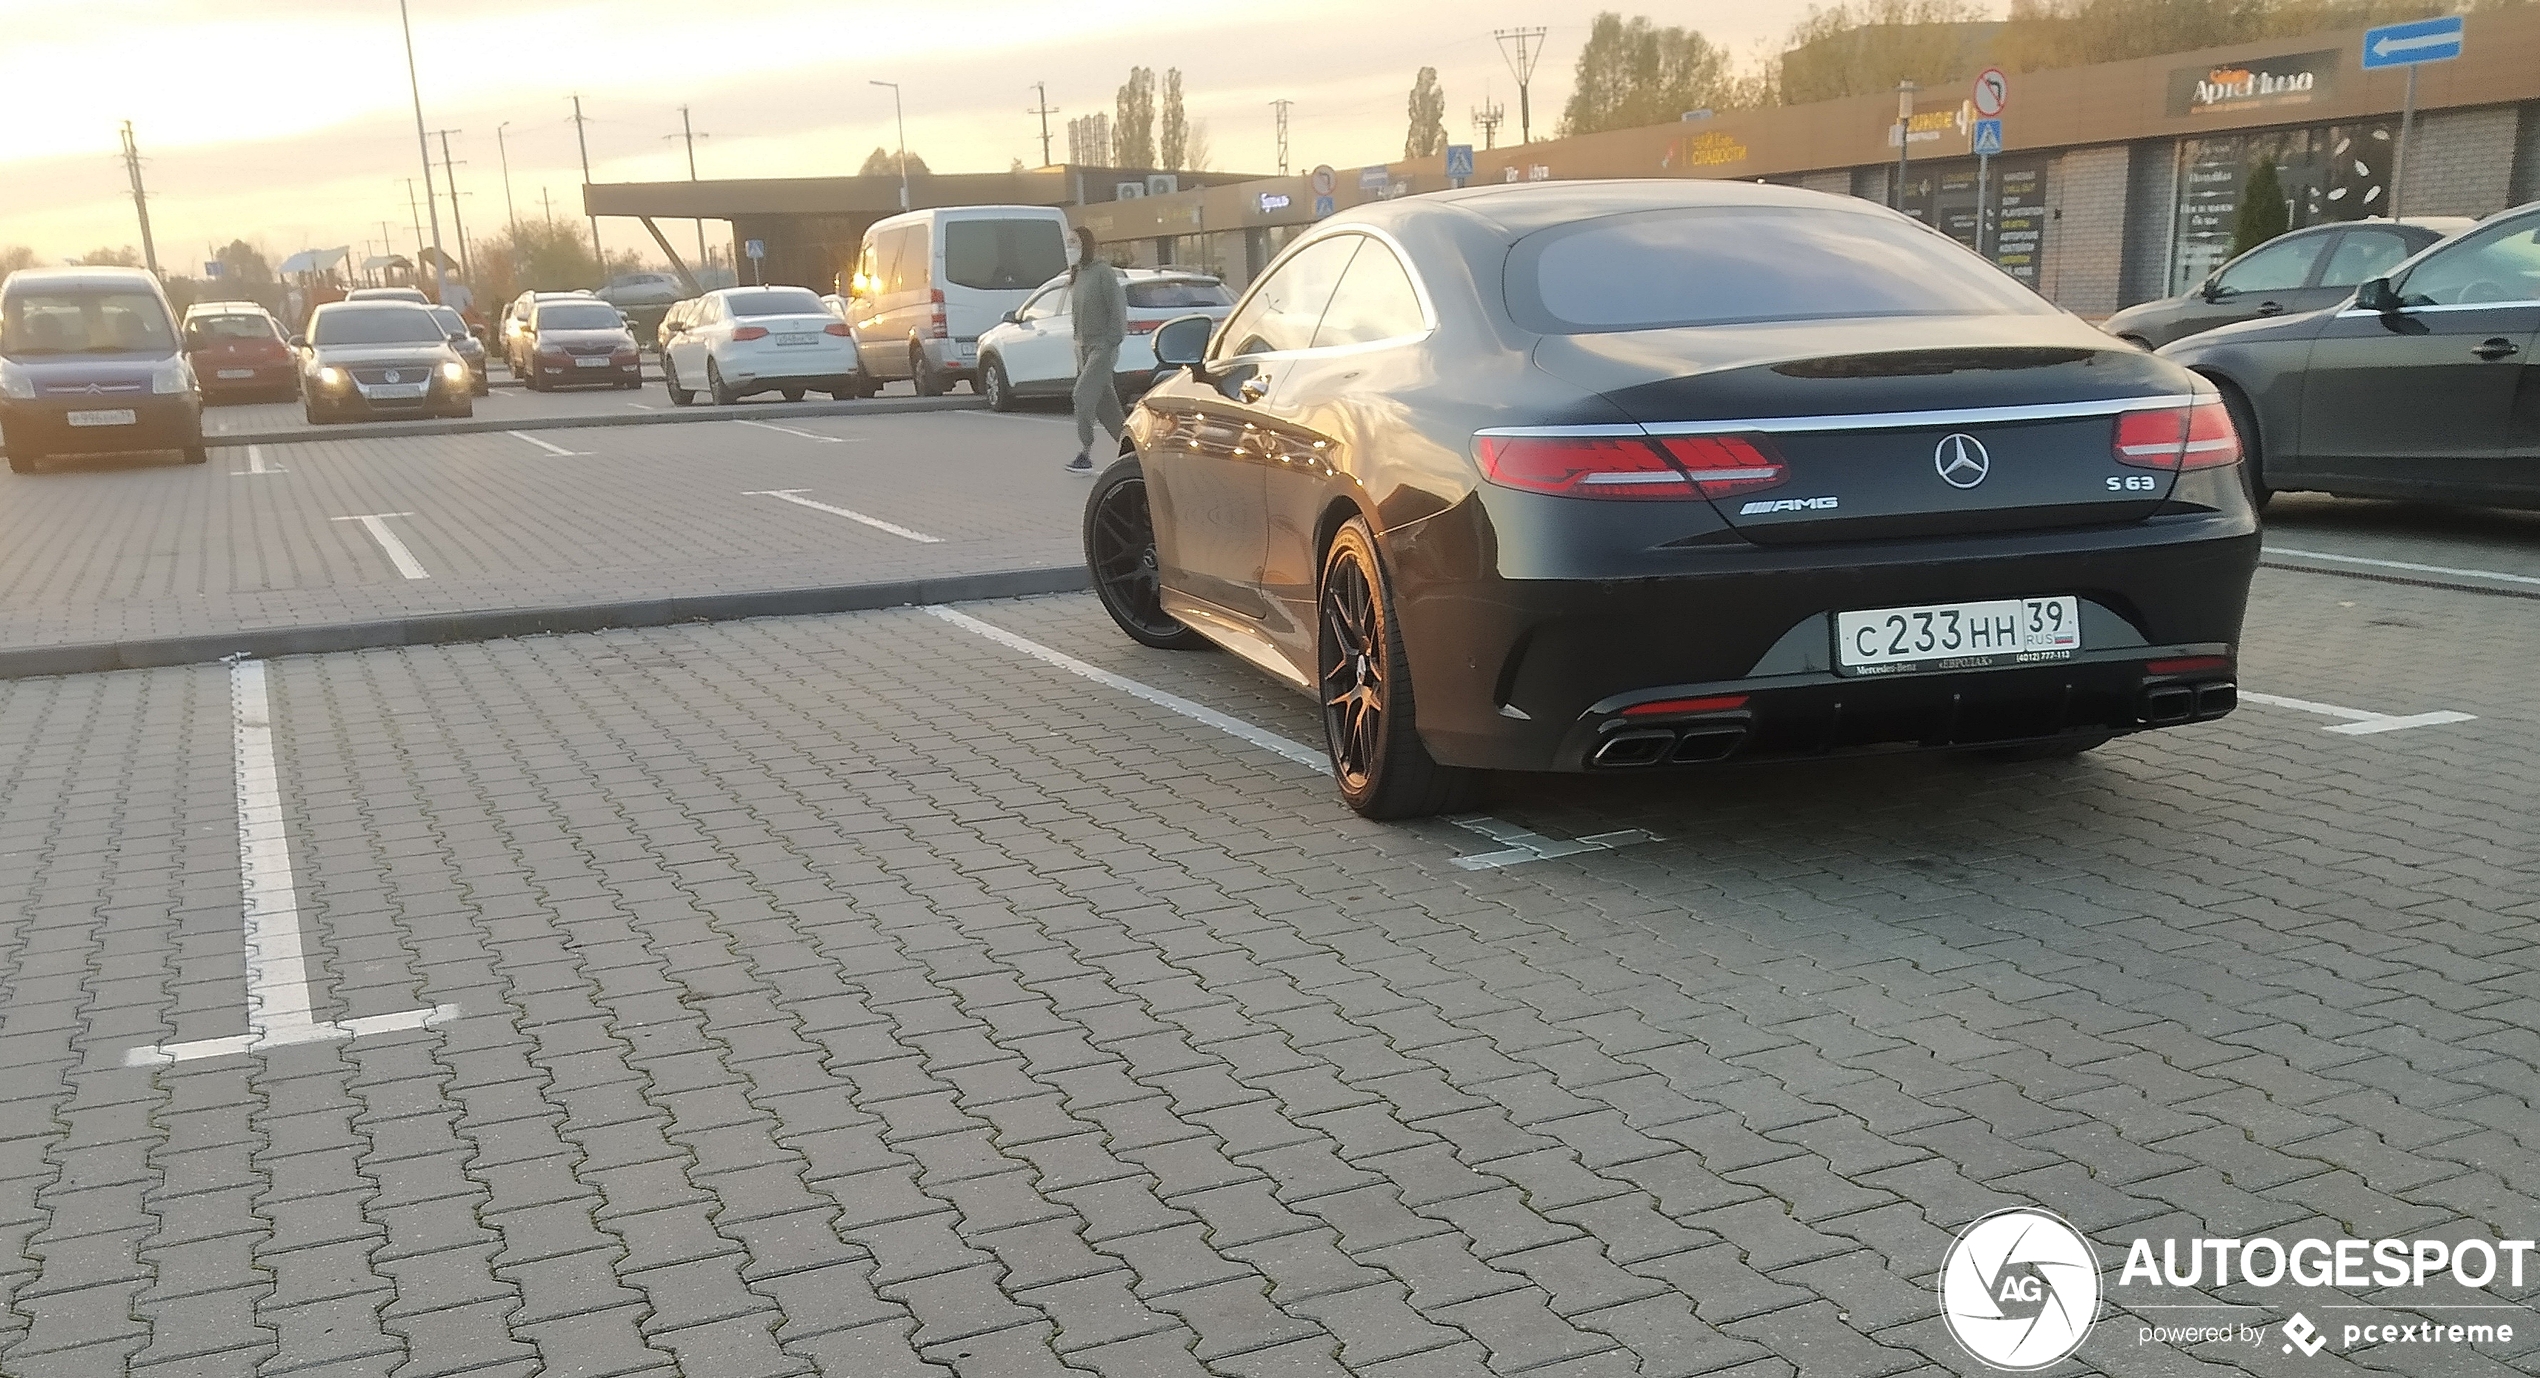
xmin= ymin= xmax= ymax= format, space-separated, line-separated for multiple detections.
xmin=2354 ymin=277 xmax=2401 ymax=313
xmin=288 ymin=334 xmax=308 ymax=349
xmin=449 ymin=332 xmax=470 ymax=346
xmin=1001 ymin=310 xmax=1020 ymax=325
xmin=1152 ymin=313 xmax=1215 ymax=371
xmin=2199 ymin=275 xmax=2229 ymax=302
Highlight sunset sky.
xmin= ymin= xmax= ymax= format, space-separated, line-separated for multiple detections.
xmin=0 ymin=0 xmax=1804 ymax=269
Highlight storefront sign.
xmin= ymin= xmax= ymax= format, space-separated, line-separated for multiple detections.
xmin=1990 ymin=161 xmax=2047 ymax=287
xmin=1886 ymin=107 xmax=1964 ymax=147
xmin=2167 ymin=50 xmax=2336 ymax=116
xmin=1663 ymin=130 xmax=1749 ymax=171
xmin=1257 ymin=192 xmax=1291 ymax=213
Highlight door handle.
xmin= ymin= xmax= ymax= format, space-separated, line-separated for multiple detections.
xmin=1238 ymin=376 xmax=1270 ymax=403
xmin=2255 ymin=301 xmax=2285 ymax=316
xmin=2471 ymin=338 xmax=2520 ymax=360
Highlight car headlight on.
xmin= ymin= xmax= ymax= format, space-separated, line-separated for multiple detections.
xmin=0 ymin=360 xmax=34 ymax=400
xmin=318 ymin=366 xmax=350 ymax=389
xmin=441 ymin=360 xmax=468 ymax=383
xmin=151 ymin=358 xmax=193 ymax=395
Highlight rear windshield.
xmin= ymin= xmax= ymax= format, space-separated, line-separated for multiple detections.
xmin=942 ymin=218 xmax=1069 ymax=292
xmin=723 ymin=289 xmax=825 ymax=318
xmin=533 ymin=302 xmax=622 ymax=330
xmin=310 ymin=305 xmax=446 ymax=346
xmin=2 ymin=290 xmax=179 ymax=356
xmin=190 ymin=314 xmax=279 ymax=340
xmin=1128 ymin=279 xmax=1233 ymax=309
xmin=1508 ymin=206 xmax=2053 ymax=333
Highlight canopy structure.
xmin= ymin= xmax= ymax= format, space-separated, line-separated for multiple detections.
xmin=360 ymin=255 xmax=412 ymax=273
xmin=276 ymin=246 xmax=351 ymax=276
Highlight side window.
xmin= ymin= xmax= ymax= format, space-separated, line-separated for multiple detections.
xmin=2316 ymin=229 xmax=2415 ymax=288
xmin=2396 ymin=218 xmax=2540 ymax=307
xmin=1215 ymin=236 xmax=1363 ymax=359
xmin=854 ymin=241 xmax=880 ymax=297
xmin=891 ymin=227 xmax=931 ymax=292
xmin=2214 ymin=235 xmax=2324 ymax=294
xmin=1312 ymin=240 xmax=1427 ymax=348
xmin=1019 ymin=286 xmax=1065 ymax=322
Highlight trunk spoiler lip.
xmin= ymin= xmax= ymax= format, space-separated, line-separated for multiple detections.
xmin=1476 ymin=392 xmax=2207 ymax=441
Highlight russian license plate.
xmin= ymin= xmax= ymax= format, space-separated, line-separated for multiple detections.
xmin=362 ymin=383 xmax=428 ymax=399
xmin=575 ymin=356 xmax=611 ymax=367
xmin=1835 ymin=596 xmax=2080 ymax=675
xmin=775 ymin=333 xmax=818 ymax=347
xmin=215 ymin=369 xmax=256 ymax=380
xmin=66 ymin=409 xmax=137 ymax=427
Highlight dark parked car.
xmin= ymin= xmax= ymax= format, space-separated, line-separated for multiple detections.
xmin=294 ymin=301 xmax=475 ymax=424
xmin=2163 ymin=201 xmax=2540 ymax=511
xmin=1086 ymin=181 xmax=2259 ymax=817
xmin=429 ymin=305 xmax=491 ymax=395
xmin=2103 ymin=218 xmax=2469 ymax=350
xmin=519 ymin=298 xmax=641 ymax=391
xmin=0 ymin=266 xmax=206 ymax=472
xmin=182 ymin=301 xmax=297 ymax=404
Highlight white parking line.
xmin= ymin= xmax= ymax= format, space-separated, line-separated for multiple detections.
xmin=508 ymin=430 xmax=589 ymax=457
xmin=330 ymin=512 xmax=430 ymax=579
xmin=734 ymin=419 xmax=853 ymax=444
xmin=122 ymin=659 xmax=459 ymax=1067
xmin=230 ymin=443 xmax=283 ymax=476
xmin=2239 ymin=690 xmax=2477 ymax=735
xmin=961 ymin=411 xmax=1068 ymax=425
xmin=744 ymin=489 xmax=939 ymax=543
xmin=1448 ymin=817 xmax=1661 ymax=870
xmin=2267 ymin=546 xmax=2540 ymax=588
xmin=625 ymin=401 xmax=655 ymax=411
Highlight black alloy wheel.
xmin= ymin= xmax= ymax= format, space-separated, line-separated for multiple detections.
xmin=1084 ymin=456 xmax=1209 ymax=651
xmin=1317 ymin=517 xmax=1476 ymax=819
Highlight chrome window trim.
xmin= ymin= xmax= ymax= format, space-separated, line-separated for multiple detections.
xmin=1475 ymin=395 xmax=2203 ymax=440
xmin=1207 ymin=225 xmax=1440 ymax=367
xmin=2335 ymin=298 xmax=2540 ymax=318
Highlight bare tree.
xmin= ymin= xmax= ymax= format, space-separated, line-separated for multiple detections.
xmin=1184 ymin=119 xmax=1214 ymax=173
xmin=1406 ymin=67 xmax=1448 ymax=159
xmin=0 ymin=246 xmax=38 ymax=276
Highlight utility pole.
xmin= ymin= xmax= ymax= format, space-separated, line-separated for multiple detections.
xmin=118 ymin=121 xmax=162 ymax=278
xmin=496 ymin=121 xmax=518 ymax=232
xmin=1893 ymin=81 xmax=1918 ymax=215
xmin=404 ymin=179 xmax=429 ymax=281
xmin=1472 ymin=98 xmax=1505 ymax=150
xmin=397 ymin=0 xmax=449 ymax=303
xmin=667 ymin=107 xmax=710 ymax=271
xmin=1270 ymin=99 xmax=1292 ymax=176
xmin=540 ymin=186 xmax=556 ymax=224
xmin=433 ymin=129 xmax=473 ymax=288
xmin=569 ymin=94 xmax=600 ymax=264
xmin=1494 ymin=28 xmax=1547 ymax=144
xmin=378 ymin=221 xmax=397 ymax=284
xmin=1028 ymin=83 xmax=1058 ymax=167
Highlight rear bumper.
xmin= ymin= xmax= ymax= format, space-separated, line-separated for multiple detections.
xmin=0 ymin=396 xmax=202 ymax=455
xmin=1386 ymin=496 xmax=2260 ymax=772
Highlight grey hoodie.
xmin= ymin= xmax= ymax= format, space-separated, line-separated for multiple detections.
xmin=1070 ymin=258 xmax=1128 ymax=349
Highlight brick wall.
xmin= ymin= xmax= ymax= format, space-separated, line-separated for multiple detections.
xmin=2511 ymin=103 xmax=2540 ymax=207
xmin=2048 ymin=145 xmax=2130 ymax=317
xmin=2397 ymin=104 xmax=2520 ymax=218
xmin=2120 ymin=140 xmax=2181 ymax=307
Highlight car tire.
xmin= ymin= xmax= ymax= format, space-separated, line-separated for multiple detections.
xmin=2215 ymin=382 xmax=2271 ymax=512
xmin=912 ymin=346 xmax=943 ymax=397
xmin=7 ymin=444 xmax=36 ymax=474
xmin=303 ymin=404 xmax=327 ymax=426
xmin=781 ymin=386 xmax=806 ymax=403
xmin=983 ymin=358 xmax=1016 ymax=412
xmin=708 ymin=359 xmax=739 ymax=407
xmin=852 ymin=368 xmax=880 ymax=399
xmin=449 ymin=399 xmax=474 ymax=420
xmin=1085 ymin=454 xmax=1212 ymax=652
xmin=1979 ymin=731 xmax=2113 ymax=762
xmin=182 ymin=438 xmax=209 ymax=465
xmin=474 ymin=379 xmax=491 ymax=397
xmin=1318 ymin=517 xmax=1479 ymax=820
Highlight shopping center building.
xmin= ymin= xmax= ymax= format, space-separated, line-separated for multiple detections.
xmin=587 ymin=8 xmax=2540 ymax=315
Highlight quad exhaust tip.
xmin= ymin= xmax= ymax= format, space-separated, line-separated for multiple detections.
xmin=2138 ymin=678 xmax=2235 ymax=726
xmin=1591 ymin=723 xmax=1751 ymax=769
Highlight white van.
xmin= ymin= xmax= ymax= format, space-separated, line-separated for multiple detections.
xmin=845 ymin=205 xmax=1072 ymax=396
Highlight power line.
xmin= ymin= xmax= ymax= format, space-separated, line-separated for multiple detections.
xmin=1471 ymin=97 xmax=1505 ymax=150
xmin=1493 ymin=27 xmax=1548 ymax=145
xmin=117 ymin=120 xmax=161 ymax=277
xmin=666 ymin=107 xmax=711 ymax=272
xmin=1028 ymin=83 xmax=1058 ymax=168
xmin=1270 ymin=98 xmax=1293 ymax=176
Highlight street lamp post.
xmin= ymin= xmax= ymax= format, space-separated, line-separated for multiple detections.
xmin=1893 ymin=80 xmax=1918 ymax=217
xmin=397 ymin=0 xmax=450 ymax=304
xmin=870 ymin=80 xmax=909 ymax=210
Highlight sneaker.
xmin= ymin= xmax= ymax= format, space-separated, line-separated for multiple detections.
xmin=1065 ymin=453 xmax=1094 ymax=473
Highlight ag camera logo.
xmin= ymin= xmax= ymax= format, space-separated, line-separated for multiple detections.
xmin=1941 ymin=1208 xmax=2100 ymax=1370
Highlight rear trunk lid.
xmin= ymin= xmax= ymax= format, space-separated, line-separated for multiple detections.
xmin=1533 ymin=315 xmax=2197 ymax=544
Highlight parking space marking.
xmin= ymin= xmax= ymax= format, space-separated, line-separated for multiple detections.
xmin=122 ymin=659 xmax=459 ymax=1067
xmin=734 ymin=419 xmax=854 ymax=444
xmin=625 ymin=401 xmax=655 ymax=410
xmin=924 ymin=605 xmax=1328 ymax=768
xmin=2240 ymin=689 xmax=2477 ymax=735
xmin=229 ymin=443 xmax=283 ymax=476
xmin=2268 ymin=546 xmax=2540 ymax=588
xmin=508 ymin=429 xmax=590 ymax=457
xmin=328 ymin=512 xmax=431 ymax=579
xmin=743 ymin=488 xmax=940 ymax=543
xmin=961 ymin=410 xmax=1070 ymax=424
xmin=1448 ymin=816 xmax=1661 ymax=870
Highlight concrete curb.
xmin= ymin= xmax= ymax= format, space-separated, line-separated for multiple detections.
xmin=196 ymin=392 xmax=983 ymax=449
xmin=0 ymin=565 xmax=1090 ymax=680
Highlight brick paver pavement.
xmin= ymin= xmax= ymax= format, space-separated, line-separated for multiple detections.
xmin=0 ymin=562 xmax=2531 ymax=1377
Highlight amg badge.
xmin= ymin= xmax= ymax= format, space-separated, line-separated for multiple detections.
xmin=1740 ymin=496 xmax=1840 ymax=515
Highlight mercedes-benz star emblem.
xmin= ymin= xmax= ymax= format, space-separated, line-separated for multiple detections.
xmin=1935 ymin=433 xmax=1992 ymax=489
xmin=384 ymin=370 xmax=402 ymax=384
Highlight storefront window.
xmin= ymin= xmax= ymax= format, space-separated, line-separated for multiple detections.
xmin=1897 ymin=156 xmax=2051 ymax=290
xmin=2168 ymin=121 xmax=2394 ymax=294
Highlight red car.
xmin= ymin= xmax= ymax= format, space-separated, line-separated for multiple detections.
xmin=182 ymin=302 xmax=297 ymax=404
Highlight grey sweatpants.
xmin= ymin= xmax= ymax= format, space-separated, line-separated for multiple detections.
xmin=1073 ymin=341 xmax=1125 ymax=455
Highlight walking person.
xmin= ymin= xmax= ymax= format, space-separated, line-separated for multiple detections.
xmin=1065 ymin=227 xmax=1128 ymax=474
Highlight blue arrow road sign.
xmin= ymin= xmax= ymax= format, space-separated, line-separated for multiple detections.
xmin=1972 ymin=119 xmax=2003 ymax=156
xmin=1445 ymin=144 xmax=1475 ymax=179
xmin=2362 ymin=14 xmax=2463 ymax=68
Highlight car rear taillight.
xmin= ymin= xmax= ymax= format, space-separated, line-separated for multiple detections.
xmin=1125 ymin=318 xmax=1164 ymax=335
xmin=1472 ymin=434 xmax=1784 ymax=501
xmin=732 ymin=325 xmax=770 ymax=341
xmin=929 ymin=309 xmax=949 ymax=339
xmin=823 ymin=322 xmax=851 ymax=337
xmin=2114 ymin=401 xmax=2241 ymax=471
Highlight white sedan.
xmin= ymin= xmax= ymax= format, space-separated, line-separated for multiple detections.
xmin=975 ymin=269 xmax=1234 ymax=412
xmin=660 ymin=285 xmax=861 ymax=406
